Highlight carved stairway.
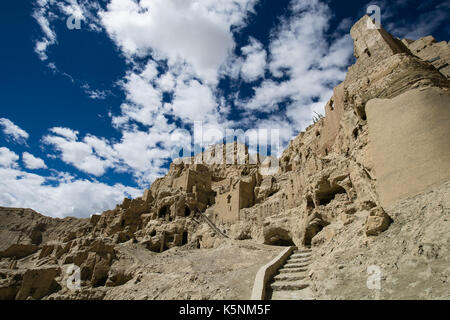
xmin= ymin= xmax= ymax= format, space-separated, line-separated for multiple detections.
xmin=267 ymin=248 xmax=315 ymax=300
xmin=194 ymin=210 xmax=229 ymax=239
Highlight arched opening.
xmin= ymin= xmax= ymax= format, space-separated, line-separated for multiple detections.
xmin=264 ymin=227 xmax=295 ymax=247
xmin=158 ymin=205 xmax=169 ymax=219
xmin=304 ymin=224 xmax=324 ymax=247
xmin=304 ymin=214 xmax=328 ymax=247
xmin=315 ymin=179 xmax=347 ymax=207
xmin=306 ymin=196 xmax=315 ymax=211
xmin=184 ymin=206 xmax=191 ymax=217
xmin=182 ymin=231 xmax=188 ymax=245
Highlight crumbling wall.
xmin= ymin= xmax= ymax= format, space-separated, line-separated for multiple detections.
xmin=403 ymin=36 xmax=450 ymax=78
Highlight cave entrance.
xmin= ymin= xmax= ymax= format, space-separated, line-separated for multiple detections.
xmin=264 ymin=228 xmax=295 ymax=247
xmin=316 ymin=184 xmax=346 ymax=206
xmin=304 ymin=223 xmax=325 ymax=247
xmin=158 ymin=205 xmax=169 ymax=219
xmin=184 ymin=206 xmax=191 ymax=217
xmin=182 ymin=231 xmax=188 ymax=245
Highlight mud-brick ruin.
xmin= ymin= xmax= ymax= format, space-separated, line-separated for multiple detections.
xmin=0 ymin=15 xmax=449 ymax=300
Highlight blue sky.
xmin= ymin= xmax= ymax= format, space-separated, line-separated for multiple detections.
xmin=0 ymin=0 xmax=449 ymax=218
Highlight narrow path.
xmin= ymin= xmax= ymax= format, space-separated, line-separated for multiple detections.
xmin=267 ymin=248 xmax=315 ymax=300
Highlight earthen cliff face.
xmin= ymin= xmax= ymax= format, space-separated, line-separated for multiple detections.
xmin=1 ymin=16 xmax=449 ymax=300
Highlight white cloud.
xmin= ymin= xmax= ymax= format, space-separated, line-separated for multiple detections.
xmin=167 ymin=79 xmax=218 ymax=122
xmin=240 ymin=37 xmax=267 ymax=82
xmin=237 ymin=0 xmax=353 ymax=132
xmin=116 ymin=69 xmax=163 ymax=126
xmin=0 ymin=147 xmax=19 ymax=168
xmin=49 ymin=127 xmax=79 ymax=140
xmin=32 ymin=2 xmax=57 ymax=61
xmin=44 ymin=122 xmax=193 ymax=187
xmin=22 ymin=152 xmax=48 ymax=170
xmin=99 ymin=0 xmax=257 ymax=84
xmin=0 ymin=166 xmax=142 ymax=218
xmin=43 ymin=132 xmax=114 ymax=176
xmin=32 ymin=0 xmax=103 ymax=60
xmin=0 ymin=118 xmax=30 ymax=144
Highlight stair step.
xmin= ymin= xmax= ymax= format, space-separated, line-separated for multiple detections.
xmin=270 ymin=280 xmax=310 ymax=291
xmin=293 ymin=249 xmax=312 ymax=253
xmin=278 ymin=267 xmax=308 ymax=274
xmin=291 ymin=251 xmax=312 ymax=257
xmin=287 ymin=257 xmax=311 ymax=263
xmin=274 ymin=273 xmax=306 ymax=281
xmin=284 ymin=262 xmax=309 ymax=268
xmin=270 ymin=288 xmax=315 ymax=300
xmin=290 ymin=254 xmax=311 ymax=260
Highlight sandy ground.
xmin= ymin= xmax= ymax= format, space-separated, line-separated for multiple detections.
xmin=103 ymin=240 xmax=283 ymax=300
xmin=308 ymin=180 xmax=450 ymax=300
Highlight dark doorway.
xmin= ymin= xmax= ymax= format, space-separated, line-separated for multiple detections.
xmin=303 ymin=214 xmax=328 ymax=247
xmin=158 ymin=206 xmax=169 ymax=219
xmin=184 ymin=206 xmax=191 ymax=217
xmin=182 ymin=231 xmax=188 ymax=245
xmin=304 ymin=224 xmax=324 ymax=246
xmin=268 ymin=237 xmax=295 ymax=246
xmin=264 ymin=227 xmax=295 ymax=247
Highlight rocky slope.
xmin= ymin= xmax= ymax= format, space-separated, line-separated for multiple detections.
xmin=0 ymin=15 xmax=449 ymax=300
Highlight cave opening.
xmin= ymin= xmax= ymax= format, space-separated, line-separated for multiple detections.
xmin=158 ymin=205 xmax=169 ymax=219
xmin=304 ymin=223 xmax=324 ymax=247
xmin=184 ymin=206 xmax=191 ymax=217
xmin=317 ymin=185 xmax=347 ymax=206
xmin=306 ymin=196 xmax=315 ymax=210
xmin=269 ymin=237 xmax=295 ymax=246
xmin=182 ymin=231 xmax=188 ymax=245
xmin=264 ymin=228 xmax=295 ymax=247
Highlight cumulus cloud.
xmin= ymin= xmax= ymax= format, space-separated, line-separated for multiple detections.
xmin=43 ymin=122 xmax=199 ymax=186
xmin=0 ymin=166 xmax=142 ymax=218
xmin=43 ymin=130 xmax=114 ymax=176
xmin=237 ymin=0 xmax=353 ymax=135
xmin=99 ymin=0 xmax=257 ymax=85
xmin=114 ymin=66 xmax=163 ymax=127
xmin=168 ymin=79 xmax=218 ymax=122
xmin=0 ymin=118 xmax=30 ymax=144
xmin=49 ymin=127 xmax=79 ymax=140
xmin=32 ymin=0 xmax=103 ymax=60
xmin=0 ymin=147 xmax=19 ymax=168
xmin=22 ymin=152 xmax=48 ymax=170
xmin=240 ymin=37 xmax=267 ymax=82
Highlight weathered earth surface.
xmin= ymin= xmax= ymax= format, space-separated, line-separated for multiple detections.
xmin=309 ymin=180 xmax=450 ymax=300
xmin=0 ymin=15 xmax=449 ymax=300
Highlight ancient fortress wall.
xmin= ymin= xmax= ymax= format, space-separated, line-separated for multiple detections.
xmin=366 ymin=87 xmax=450 ymax=207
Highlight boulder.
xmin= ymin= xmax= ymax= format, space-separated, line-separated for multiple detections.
xmin=365 ymin=207 xmax=392 ymax=236
xmin=0 ymin=244 xmax=39 ymax=259
xmin=15 ymin=267 xmax=61 ymax=300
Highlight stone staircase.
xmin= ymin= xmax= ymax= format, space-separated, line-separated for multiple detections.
xmin=267 ymin=248 xmax=315 ymax=300
xmin=194 ymin=210 xmax=229 ymax=239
